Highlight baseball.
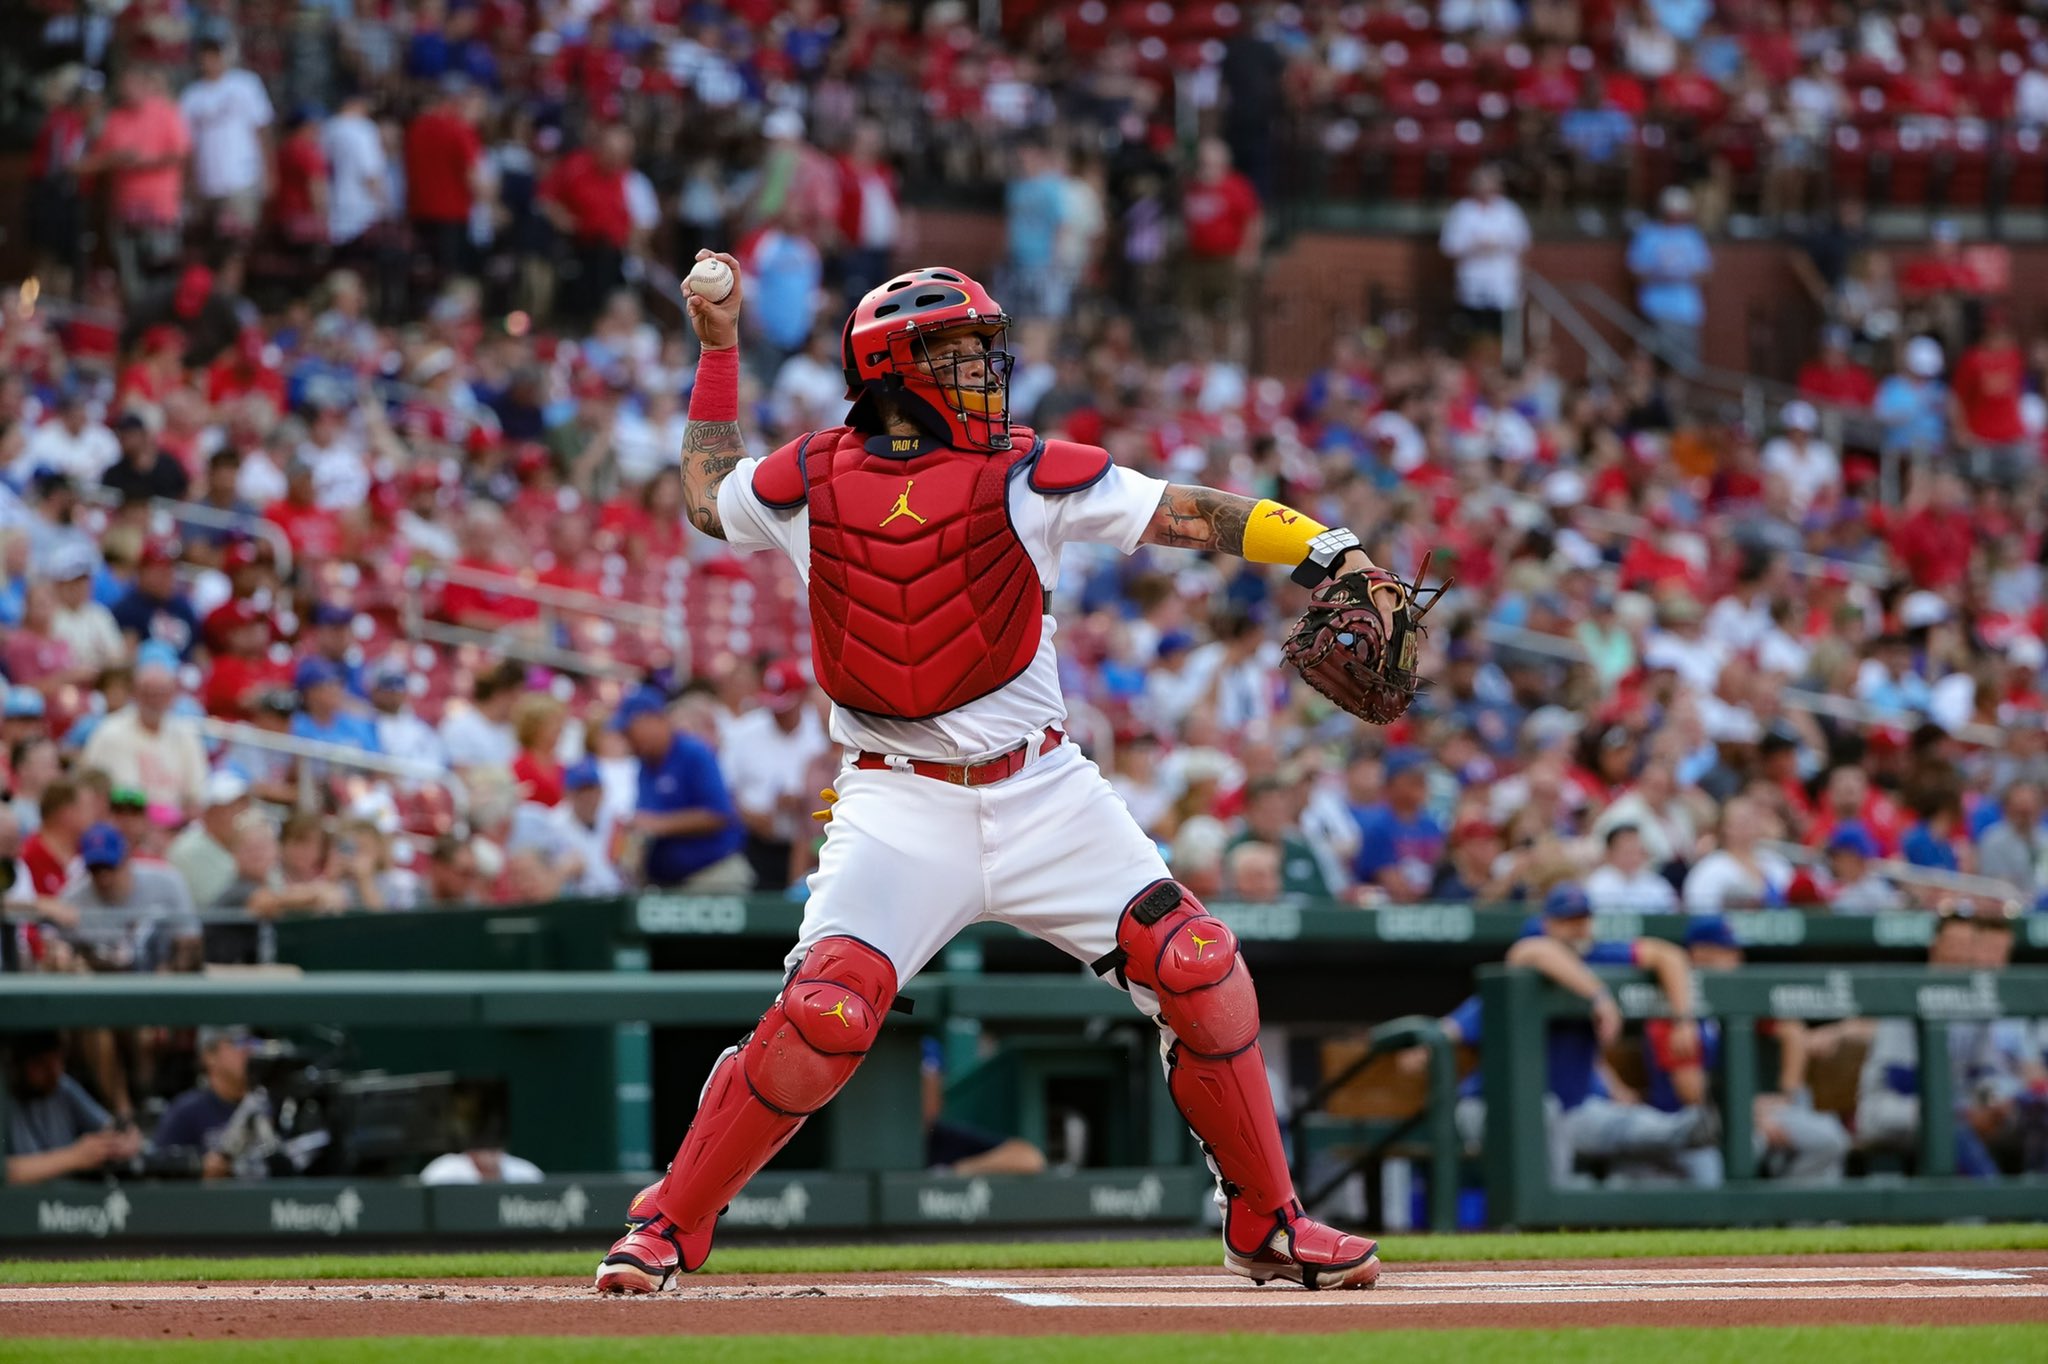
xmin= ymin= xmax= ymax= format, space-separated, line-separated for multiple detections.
xmin=685 ymin=258 xmax=735 ymax=303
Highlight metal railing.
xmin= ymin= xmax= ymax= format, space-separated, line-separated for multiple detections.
xmin=1475 ymin=620 xmax=2010 ymax=746
xmin=197 ymin=716 xmax=468 ymax=819
xmin=1558 ymin=279 xmax=1906 ymax=500
xmin=77 ymin=487 xmax=295 ymax=578
xmin=397 ymin=561 xmax=682 ymax=683
xmin=1765 ymin=838 xmax=2031 ymax=904
xmin=1565 ymin=505 xmax=1893 ymax=588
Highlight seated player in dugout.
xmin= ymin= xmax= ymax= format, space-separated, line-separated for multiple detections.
xmin=1404 ymin=884 xmax=1717 ymax=1185
xmin=1635 ymin=918 xmax=1850 ymax=1186
xmin=596 ymin=256 xmax=1432 ymax=1294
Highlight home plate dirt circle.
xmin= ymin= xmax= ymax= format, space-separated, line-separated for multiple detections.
xmin=7 ymin=1257 xmax=2048 ymax=1339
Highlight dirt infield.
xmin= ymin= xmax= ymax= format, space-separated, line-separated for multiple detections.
xmin=6 ymin=1253 xmax=2048 ymax=1339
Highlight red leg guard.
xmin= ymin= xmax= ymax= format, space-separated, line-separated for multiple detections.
xmin=1111 ymin=879 xmax=1296 ymax=1254
xmin=650 ymin=937 xmax=897 ymax=1233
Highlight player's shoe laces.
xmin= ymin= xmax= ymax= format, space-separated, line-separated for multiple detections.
xmin=593 ymin=1181 xmax=716 ymax=1294
xmin=1222 ymin=1198 xmax=1381 ymax=1291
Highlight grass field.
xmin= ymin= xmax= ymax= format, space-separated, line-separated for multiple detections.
xmin=7 ymin=1329 xmax=2048 ymax=1364
xmin=4 ymin=1222 xmax=2043 ymax=1285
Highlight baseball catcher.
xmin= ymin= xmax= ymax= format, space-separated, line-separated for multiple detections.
xmin=597 ymin=254 xmax=1422 ymax=1295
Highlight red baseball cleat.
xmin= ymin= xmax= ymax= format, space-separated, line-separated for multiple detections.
xmin=1223 ymin=1199 xmax=1382 ymax=1291
xmin=593 ymin=1181 xmax=715 ymax=1294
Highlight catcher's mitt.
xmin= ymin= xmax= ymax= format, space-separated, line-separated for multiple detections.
xmin=1283 ymin=553 xmax=1449 ymax=725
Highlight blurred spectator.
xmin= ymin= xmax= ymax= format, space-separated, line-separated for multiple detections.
xmin=1759 ymin=403 xmax=1839 ymax=521
xmin=1005 ymin=146 xmax=1069 ymax=317
xmin=179 ymin=38 xmax=274 ymax=260
xmin=80 ymin=659 xmax=208 ymax=817
xmin=21 ymin=780 xmax=90 ymax=900
xmin=510 ymin=693 xmax=568 ymax=808
xmin=1627 ymin=188 xmax=1712 ymax=362
xmin=422 ymin=832 xmax=485 ymax=907
xmin=1951 ymin=310 xmax=2032 ymax=488
xmin=834 ymin=120 xmax=901 ymax=305
xmin=1179 ymin=138 xmax=1263 ymax=361
xmin=1681 ymin=796 xmax=1793 ymax=914
xmin=1351 ymin=749 xmax=1445 ymax=905
xmin=419 ymin=1145 xmax=544 ymax=1184
xmin=719 ymin=661 xmax=829 ymax=892
xmin=741 ymin=211 xmax=827 ymax=366
xmin=102 ymin=413 xmax=192 ymax=503
xmin=83 ymin=66 xmax=191 ymax=301
xmin=1975 ymin=783 xmax=2044 ymax=899
xmin=151 ymin=1025 xmax=257 ymax=1180
xmin=4 ymin=1032 xmax=142 ymax=1186
xmin=1439 ymin=166 xmax=1531 ymax=352
xmin=21 ymin=394 xmax=119 ymax=485
xmin=1432 ymin=817 xmax=1512 ymax=902
xmin=617 ymin=686 xmax=749 ymax=892
xmin=526 ymin=759 xmax=624 ymax=896
xmin=1796 ymin=326 xmax=1877 ymax=409
xmin=63 ymin=823 xmax=203 ymax=973
xmin=540 ymin=124 xmax=638 ymax=323
xmin=405 ymin=77 xmax=486 ymax=279
xmin=1223 ymin=841 xmax=1286 ymax=902
xmin=441 ymin=661 xmax=523 ymax=770
xmin=1230 ymin=775 xmax=1330 ymax=898
xmin=1874 ymin=337 xmax=1949 ymax=463
xmin=111 ymin=539 xmax=200 ymax=659
xmin=323 ymin=88 xmax=392 ymax=258
xmin=4 ymin=592 xmax=87 ymax=695
xmin=1818 ymin=825 xmax=1908 ymax=914
xmin=167 ymin=770 xmax=252 ymax=911
xmin=26 ymin=67 xmax=99 ymax=299
xmin=369 ymin=664 xmax=449 ymax=775
xmin=1584 ymin=824 xmax=1679 ymax=912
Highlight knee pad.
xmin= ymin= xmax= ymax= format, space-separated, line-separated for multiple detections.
xmin=655 ymin=936 xmax=897 ymax=1230
xmin=746 ymin=936 xmax=897 ymax=1114
xmin=1099 ymin=880 xmax=1294 ymax=1222
xmin=1105 ymin=879 xmax=1260 ymax=1058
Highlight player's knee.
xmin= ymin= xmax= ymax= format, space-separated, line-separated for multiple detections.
xmin=745 ymin=936 xmax=897 ymax=1113
xmin=1114 ymin=880 xmax=1241 ymax=993
xmin=1111 ymin=880 xmax=1261 ymax=1057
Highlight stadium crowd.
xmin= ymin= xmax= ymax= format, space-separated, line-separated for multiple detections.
xmin=5 ymin=1 xmax=2048 ymax=1184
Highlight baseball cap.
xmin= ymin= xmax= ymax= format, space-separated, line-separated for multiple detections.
xmin=1685 ymin=916 xmax=1740 ymax=950
xmin=1905 ymin=336 xmax=1944 ymax=378
xmin=197 ymin=1025 xmax=254 ymax=1054
xmin=3 ymin=686 xmax=47 ymax=720
xmin=1156 ymin=630 xmax=1196 ymax=660
xmin=1780 ymin=400 xmax=1818 ymax=433
xmin=108 ymin=786 xmax=148 ymax=812
xmin=113 ymin=410 xmax=150 ymax=433
xmin=611 ymin=685 xmax=670 ymax=730
xmin=760 ymin=659 xmax=808 ymax=713
xmin=138 ymin=538 xmax=178 ymax=568
xmin=45 ymin=544 xmax=95 ymax=582
xmin=563 ymin=758 xmax=602 ymax=791
xmin=370 ymin=662 xmax=410 ymax=692
xmin=203 ymin=768 xmax=251 ymax=808
xmin=1826 ymin=824 xmax=1878 ymax=859
xmin=310 ymin=602 xmax=355 ymax=629
xmin=1542 ymin=884 xmax=1593 ymax=919
xmin=1450 ymin=817 xmax=1500 ymax=844
xmin=1383 ymin=747 xmax=1427 ymax=778
xmin=80 ymin=823 xmax=128 ymax=870
xmin=294 ymin=656 xmax=343 ymax=690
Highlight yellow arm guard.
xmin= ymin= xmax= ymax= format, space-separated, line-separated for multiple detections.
xmin=1241 ymin=499 xmax=1330 ymax=567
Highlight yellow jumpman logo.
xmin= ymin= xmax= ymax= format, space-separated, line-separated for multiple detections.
xmin=880 ymin=480 xmax=927 ymax=527
xmin=822 ymin=997 xmax=854 ymax=1028
xmin=1188 ymin=932 xmax=1218 ymax=959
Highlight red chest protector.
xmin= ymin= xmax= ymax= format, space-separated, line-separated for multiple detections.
xmin=751 ymin=424 xmax=1111 ymax=721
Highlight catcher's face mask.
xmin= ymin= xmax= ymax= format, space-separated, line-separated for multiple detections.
xmin=897 ymin=323 xmax=1014 ymax=452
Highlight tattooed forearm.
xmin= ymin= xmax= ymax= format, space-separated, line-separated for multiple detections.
xmin=1142 ymin=484 xmax=1256 ymax=554
xmin=680 ymin=419 xmax=747 ymax=540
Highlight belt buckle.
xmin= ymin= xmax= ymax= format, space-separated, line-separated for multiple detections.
xmin=949 ymin=762 xmax=974 ymax=786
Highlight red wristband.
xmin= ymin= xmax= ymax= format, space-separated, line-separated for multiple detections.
xmin=689 ymin=346 xmax=740 ymax=423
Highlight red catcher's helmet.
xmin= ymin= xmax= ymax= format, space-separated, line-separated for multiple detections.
xmin=841 ymin=266 xmax=1014 ymax=452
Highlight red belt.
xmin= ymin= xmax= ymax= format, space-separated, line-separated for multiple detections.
xmin=854 ymin=729 xmax=1065 ymax=787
